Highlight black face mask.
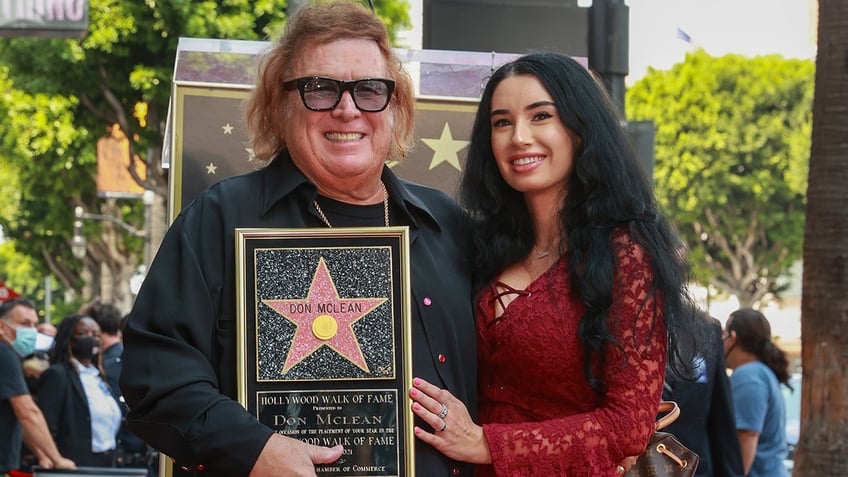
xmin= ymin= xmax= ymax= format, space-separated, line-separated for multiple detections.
xmin=71 ymin=335 xmax=100 ymax=360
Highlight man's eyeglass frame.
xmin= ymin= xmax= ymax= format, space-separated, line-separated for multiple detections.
xmin=283 ymin=76 xmax=395 ymax=112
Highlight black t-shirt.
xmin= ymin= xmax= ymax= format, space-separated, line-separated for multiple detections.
xmin=313 ymin=195 xmax=389 ymax=227
xmin=1 ymin=344 xmax=29 ymax=472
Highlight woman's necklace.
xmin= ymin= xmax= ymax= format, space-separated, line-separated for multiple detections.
xmin=534 ymin=235 xmax=563 ymax=259
xmin=521 ymin=250 xmax=557 ymax=285
xmin=313 ymin=181 xmax=389 ymax=228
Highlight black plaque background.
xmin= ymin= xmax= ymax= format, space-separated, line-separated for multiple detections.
xmin=237 ymin=228 xmax=412 ymax=477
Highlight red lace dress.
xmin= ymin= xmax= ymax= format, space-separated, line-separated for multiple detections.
xmin=476 ymin=232 xmax=667 ymax=477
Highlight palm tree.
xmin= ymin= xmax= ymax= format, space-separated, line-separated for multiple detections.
xmin=795 ymin=0 xmax=848 ymax=475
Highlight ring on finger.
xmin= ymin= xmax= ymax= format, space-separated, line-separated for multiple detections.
xmin=438 ymin=403 xmax=449 ymax=419
xmin=439 ymin=420 xmax=447 ymax=432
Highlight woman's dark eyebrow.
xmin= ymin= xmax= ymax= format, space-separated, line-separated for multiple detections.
xmin=526 ymin=100 xmax=556 ymax=110
xmin=491 ymin=101 xmax=556 ymax=117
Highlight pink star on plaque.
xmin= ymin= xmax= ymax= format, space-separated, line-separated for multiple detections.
xmin=263 ymin=257 xmax=387 ymax=374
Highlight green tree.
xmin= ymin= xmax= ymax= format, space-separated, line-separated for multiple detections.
xmin=627 ymin=51 xmax=813 ymax=307
xmin=0 ymin=241 xmax=80 ymax=323
xmin=0 ymin=0 xmax=410 ymax=311
xmin=0 ymin=66 xmax=97 ymax=297
xmin=0 ymin=241 xmax=41 ymax=307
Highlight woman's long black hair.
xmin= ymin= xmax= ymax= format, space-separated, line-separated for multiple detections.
xmin=460 ymin=52 xmax=700 ymax=393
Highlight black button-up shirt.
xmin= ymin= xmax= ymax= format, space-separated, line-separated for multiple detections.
xmin=121 ymin=152 xmax=476 ymax=476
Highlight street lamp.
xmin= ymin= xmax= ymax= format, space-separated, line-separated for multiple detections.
xmin=71 ymin=218 xmax=87 ymax=259
xmin=71 ymin=190 xmax=154 ymax=267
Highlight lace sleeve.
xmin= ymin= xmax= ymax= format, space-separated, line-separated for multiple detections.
xmin=482 ymin=233 xmax=667 ymax=476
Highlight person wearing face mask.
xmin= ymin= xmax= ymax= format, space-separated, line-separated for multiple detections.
xmin=1 ymin=298 xmax=76 ymax=475
xmin=21 ymin=324 xmax=56 ymax=394
xmin=35 ymin=314 xmax=122 ymax=467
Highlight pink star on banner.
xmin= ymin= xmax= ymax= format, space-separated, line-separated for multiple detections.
xmin=264 ymin=257 xmax=387 ymax=374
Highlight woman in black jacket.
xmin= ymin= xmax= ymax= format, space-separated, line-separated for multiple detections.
xmin=37 ymin=314 xmax=122 ymax=467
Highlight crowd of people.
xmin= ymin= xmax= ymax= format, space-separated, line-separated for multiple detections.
xmin=1 ymin=299 xmax=157 ymax=476
xmin=1 ymin=294 xmax=793 ymax=477
xmin=1 ymin=1 xmax=795 ymax=477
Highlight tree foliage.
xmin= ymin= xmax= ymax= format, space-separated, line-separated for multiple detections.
xmin=627 ymin=51 xmax=813 ymax=307
xmin=0 ymin=65 xmax=97 ymax=296
xmin=0 ymin=0 xmax=410 ymax=309
xmin=0 ymin=241 xmax=81 ymax=323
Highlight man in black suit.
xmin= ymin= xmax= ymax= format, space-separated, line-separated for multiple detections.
xmin=82 ymin=302 xmax=124 ymax=402
xmin=663 ymin=307 xmax=745 ymax=477
xmin=84 ymin=302 xmax=149 ymax=466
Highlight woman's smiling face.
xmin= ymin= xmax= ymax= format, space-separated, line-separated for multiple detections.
xmin=489 ymin=74 xmax=581 ymax=200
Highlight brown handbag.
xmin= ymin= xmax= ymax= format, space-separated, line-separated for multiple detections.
xmin=623 ymin=401 xmax=699 ymax=477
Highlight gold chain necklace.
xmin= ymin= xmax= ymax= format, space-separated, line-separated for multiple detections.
xmin=313 ymin=182 xmax=389 ymax=228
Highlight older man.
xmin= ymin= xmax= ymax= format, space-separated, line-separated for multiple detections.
xmin=120 ymin=2 xmax=475 ymax=477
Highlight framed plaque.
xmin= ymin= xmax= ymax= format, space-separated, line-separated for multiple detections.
xmin=236 ymin=227 xmax=413 ymax=477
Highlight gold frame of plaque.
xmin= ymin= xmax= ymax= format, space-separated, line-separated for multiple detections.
xmin=235 ymin=227 xmax=413 ymax=477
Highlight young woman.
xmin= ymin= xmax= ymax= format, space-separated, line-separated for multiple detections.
xmin=724 ymin=308 xmax=791 ymax=477
xmin=409 ymin=52 xmax=701 ymax=476
xmin=36 ymin=314 xmax=122 ymax=467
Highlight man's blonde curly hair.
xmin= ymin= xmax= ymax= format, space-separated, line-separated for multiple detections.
xmin=244 ymin=0 xmax=416 ymax=166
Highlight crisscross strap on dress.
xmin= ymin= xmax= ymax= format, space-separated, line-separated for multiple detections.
xmin=483 ymin=281 xmax=531 ymax=327
xmin=493 ymin=280 xmax=531 ymax=303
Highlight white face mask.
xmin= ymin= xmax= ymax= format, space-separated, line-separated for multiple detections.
xmin=3 ymin=320 xmax=38 ymax=357
xmin=36 ymin=332 xmax=55 ymax=351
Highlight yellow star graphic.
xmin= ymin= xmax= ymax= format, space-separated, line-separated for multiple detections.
xmin=420 ymin=123 xmax=469 ymax=171
xmin=222 ymin=123 xmax=234 ymax=134
xmin=206 ymin=162 xmax=217 ymax=174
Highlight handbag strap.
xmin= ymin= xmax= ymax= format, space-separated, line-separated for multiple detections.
xmin=654 ymin=400 xmax=680 ymax=431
